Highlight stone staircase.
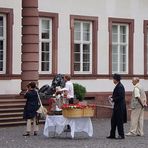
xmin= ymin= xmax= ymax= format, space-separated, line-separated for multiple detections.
xmin=0 ymin=95 xmax=26 ymax=127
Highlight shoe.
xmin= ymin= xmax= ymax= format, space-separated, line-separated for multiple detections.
xmin=137 ymin=134 xmax=144 ymax=136
xmin=106 ymin=136 xmax=116 ymax=139
xmin=23 ymin=133 xmax=30 ymax=136
xmin=125 ymin=132 xmax=135 ymax=136
xmin=116 ymin=135 xmax=124 ymax=139
xmin=64 ymin=129 xmax=71 ymax=132
xmin=34 ymin=132 xmax=38 ymax=136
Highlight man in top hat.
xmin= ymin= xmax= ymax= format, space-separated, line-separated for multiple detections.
xmin=107 ymin=73 xmax=127 ymax=139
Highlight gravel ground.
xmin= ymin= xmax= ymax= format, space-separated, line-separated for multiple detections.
xmin=0 ymin=118 xmax=148 ymax=148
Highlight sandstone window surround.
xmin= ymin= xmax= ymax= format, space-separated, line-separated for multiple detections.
xmin=70 ymin=15 xmax=98 ymax=78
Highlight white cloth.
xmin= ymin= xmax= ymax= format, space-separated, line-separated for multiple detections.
xmin=43 ymin=115 xmax=93 ymax=138
xmin=64 ymin=81 xmax=74 ymax=99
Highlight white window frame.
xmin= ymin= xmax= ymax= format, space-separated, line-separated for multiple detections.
xmin=0 ymin=14 xmax=6 ymax=74
xmin=74 ymin=21 xmax=92 ymax=74
xmin=39 ymin=18 xmax=52 ymax=74
xmin=112 ymin=23 xmax=129 ymax=74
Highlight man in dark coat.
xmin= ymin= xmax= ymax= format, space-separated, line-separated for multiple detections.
xmin=107 ymin=73 xmax=127 ymax=139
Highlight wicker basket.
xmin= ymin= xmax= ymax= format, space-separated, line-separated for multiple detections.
xmin=83 ymin=107 xmax=95 ymax=117
xmin=62 ymin=108 xmax=83 ymax=118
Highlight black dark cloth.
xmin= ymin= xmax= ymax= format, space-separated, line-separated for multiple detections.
xmin=23 ymin=90 xmax=39 ymax=120
xmin=69 ymin=98 xmax=74 ymax=104
xmin=109 ymin=82 xmax=127 ymax=138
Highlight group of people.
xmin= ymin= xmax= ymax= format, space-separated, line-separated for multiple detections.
xmin=23 ymin=74 xmax=74 ymax=136
xmin=22 ymin=73 xmax=147 ymax=139
xmin=107 ymin=74 xmax=147 ymax=139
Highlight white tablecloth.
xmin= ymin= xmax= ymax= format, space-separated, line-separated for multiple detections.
xmin=43 ymin=115 xmax=93 ymax=138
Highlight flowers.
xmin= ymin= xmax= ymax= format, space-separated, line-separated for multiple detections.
xmin=61 ymin=104 xmax=96 ymax=110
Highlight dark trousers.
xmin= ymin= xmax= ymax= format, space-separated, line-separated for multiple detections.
xmin=110 ymin=112 xmax=124 ymax=137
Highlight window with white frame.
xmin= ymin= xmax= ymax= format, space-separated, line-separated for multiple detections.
xmin=39 ymin=18 xmax=52 ymax=74
xmin=74 ymin=21 xmax=92 ymax=74
xmin=0 ymin=14 xmax=6 ymax=74
xmin=112 ymin=24 xmax=129 ymax=74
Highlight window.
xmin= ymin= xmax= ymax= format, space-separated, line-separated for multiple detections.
xmin=70 ymin=15 xmax=98 ymax=76
xmin=74 ymin=21 xmax=92 ymax=74
xmin=112 ymin=24 xmax=128 ymax=73
xmin=109 ymin=18 xmax=134 ymax=75
xmin=0 ymin=15 xmax=6 ymax=74
xmin=144 ymin=20 xmax=148 ymax=75
xmin=0 ymin=8 xmax=13 ymax=77
xmin=39 ymin=12 xmax=58 ymax=76
xmin=39 ymin=18 xmax=52 ymax=74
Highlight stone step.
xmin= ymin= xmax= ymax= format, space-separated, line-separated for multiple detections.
xmin=0 ymin=120 xmax=26 ymax=127
xmin=0 ymin=112 xmax=23 ymax=117
xmin=0 ymin=99 xmax=26 ymax=103
xmin=0 ymin=103 xmax=25 ymax=108
xmin=0 ymin=116 xmax=23 ymax=122
xmin=0 ymin=107 xmax=24 ymax=112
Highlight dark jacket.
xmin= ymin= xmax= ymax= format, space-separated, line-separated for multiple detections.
xmin=112 ymin=82 xmax=127 ymax=123
xmin=23 ymin=90 xmax=39 ymax=120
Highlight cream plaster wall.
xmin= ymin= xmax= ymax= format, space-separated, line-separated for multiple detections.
xmin=38 ymin=0 xmax=148 ymax=92
xmin=0 ymin=0 xmax=148 ymax=94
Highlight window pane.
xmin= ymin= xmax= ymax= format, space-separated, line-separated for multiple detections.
xmin=120 ymin=63 xmax=126 ymax=72
xmin=112 ymin=45 xmax=118 ymax=72
xmin=42 ymin=52 xmax=49 ymax=61
xmin=120 ymin=26 xmax=126 ymax=34
xmin=112 ymin=34 xmax=118 ymax=42
xmin=83 ymin=44 xmax=90 ymax=62
xmin=112 ymin=25 xmax=118 ymax=33
xmin=42 ymin=20 xmax=50 ymax=30
xmin=120 ymin=34 xmax=126 ymax=43
xmin=0 ymin=41 xmax=3 ymax=50
xmin=74 ymin=44 xmax=80 ymax=52
xmin=41 ymin=42 xmax=50 ymax=71
xmin=112 ymin=63 xmax=118 ymax=72
xmin=74 ymin=43 xmax=80 ymax=70
xmin=83 ymin=23 xmax=90 ymax=41
xmin=0 ymin=27 xmax=3 ymax=37
xmin=83 ymin=44 xmax=90 ymax=53
xmin=120 ymin=26 xmax=127 ymax=43
xmin=42 ymin=42 xmax=49 ymax=52
xmin=0 ymin=17 xmax=3 ymax=37
xmin=112 ymin=45 xmax=118 ymax=54
xmin=74 ymin=22 xmax=81 ymax=40
xmin=112 ymin=25 xmax=118 ymax=42
xmin=120 ymin=45 xmax=126 ymax=72
xmin=0 ymin=50 xmax=3 ymax=60
xmin=41 ymin=62 xmax=49 ymax=71
xmin=83 ymin=53 xmax=90 ymax=62
xmin=0 ymin=61 xmax=3 ymax=71
xmin=42 ymin=20 xmax=50 ymax=39
xmin=42 ymin=30 xmax=49 ymax=39
xmin=74 ymin=63 xmax=80 ymax=71
xmin=83 ymin=63 xmax=90 ymax=71
xmin=74 ymin=53 xmax=80 ymax=62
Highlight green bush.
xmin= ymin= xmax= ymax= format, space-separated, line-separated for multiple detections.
xmin=73 ymin=83 xmax=86 ymax=101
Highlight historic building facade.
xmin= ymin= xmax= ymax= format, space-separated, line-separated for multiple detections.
xmin=0 ymin=0 xmax=148 ymax=98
